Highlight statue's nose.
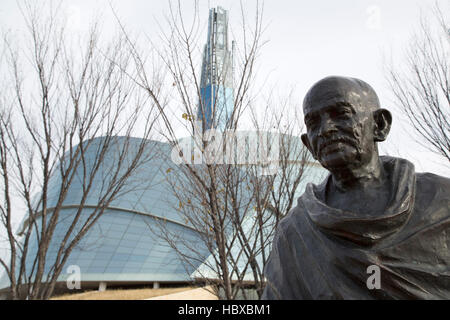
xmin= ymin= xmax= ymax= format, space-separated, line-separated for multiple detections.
xmin=318 ymin=116 xmax=338 ymax=138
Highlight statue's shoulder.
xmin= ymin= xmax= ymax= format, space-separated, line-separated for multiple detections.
xmin=275 ymin=193 xmax=312 ymax=236
xmin=414 ymin=171 xmax=450 ymax=216
xmin=416 ymin=171 xmax=450 ymax=198
xmin=276 ymin=178 xmax=328 ymax=234
xmin=417 ymin=171 xmax=450 ymax=186
xmin=382 ymin=155 xmax=450 ymax=204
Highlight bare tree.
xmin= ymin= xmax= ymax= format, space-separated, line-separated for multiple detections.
xmin=386 ymin=5 xmax=450 ymax=162
xmin=0 ymin=2 xmax=160 ymax=299
xmin=119 ymin=1 xmax=318 ymax=299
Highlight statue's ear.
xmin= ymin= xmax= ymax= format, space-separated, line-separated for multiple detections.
xmin=373 ymin=109 xmax=392 ymax=142
xmin=301 ymin=133 xmax=317 ymax=160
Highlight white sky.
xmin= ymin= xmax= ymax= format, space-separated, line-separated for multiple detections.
xmin=0 ymin=0 xmax=448 ymax=178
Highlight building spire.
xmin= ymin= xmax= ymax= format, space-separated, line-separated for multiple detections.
xmin=197 ymin=6 xmax=234 ymax=130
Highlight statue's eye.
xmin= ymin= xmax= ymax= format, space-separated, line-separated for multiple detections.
xmin=334 ymin=108 xmax=351 ymax=118
xmin=306 ymin=118 xmax=318 ymax=129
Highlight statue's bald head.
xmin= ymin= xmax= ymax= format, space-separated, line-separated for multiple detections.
xmin=301 ymin=76 xmax=392 ymax=172
xmin=303 ymin=76 xmax=381 ymax=116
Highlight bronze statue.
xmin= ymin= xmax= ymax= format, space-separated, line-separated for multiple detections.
xmin=262 ymin=76 xmax=450 ymax=299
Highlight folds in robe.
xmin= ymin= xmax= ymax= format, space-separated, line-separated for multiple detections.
xmin=262 ymin=157 xmax=450 ymax=299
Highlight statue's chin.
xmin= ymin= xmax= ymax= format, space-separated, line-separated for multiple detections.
xmin=319 ymin=146 xmax=360 ymax=171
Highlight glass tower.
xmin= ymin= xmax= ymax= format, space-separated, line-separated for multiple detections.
xmin=198 ymin=6 xmax=234 ymax=130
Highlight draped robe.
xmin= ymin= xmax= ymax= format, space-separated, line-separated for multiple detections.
xmin=262 ymin=156 xmax=450 ymax=299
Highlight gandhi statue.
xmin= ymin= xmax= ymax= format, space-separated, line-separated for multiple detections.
xmin=262 ymin=76 xmax=450 ymax=299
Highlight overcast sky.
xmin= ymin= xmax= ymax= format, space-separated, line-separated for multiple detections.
xmin=0 ymin=0 xmax=448 ymax=177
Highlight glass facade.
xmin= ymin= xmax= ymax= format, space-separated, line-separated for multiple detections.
xmin=0 ymin=137 xmax=209 ymax=290
xmin=30 ymin=208 xmax=202 ymax=283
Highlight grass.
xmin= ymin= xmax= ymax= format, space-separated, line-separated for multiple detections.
xmin=51 ymin=286 xmax=194 ymax=300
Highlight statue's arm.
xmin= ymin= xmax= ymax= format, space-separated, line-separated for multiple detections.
xmin=261 ymin=232 xmax=284 ymax=299
xmin=261 ymin=207 xmax=314 ymax=300
xmin=261 ymin=221 xmax=292 ymax=300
